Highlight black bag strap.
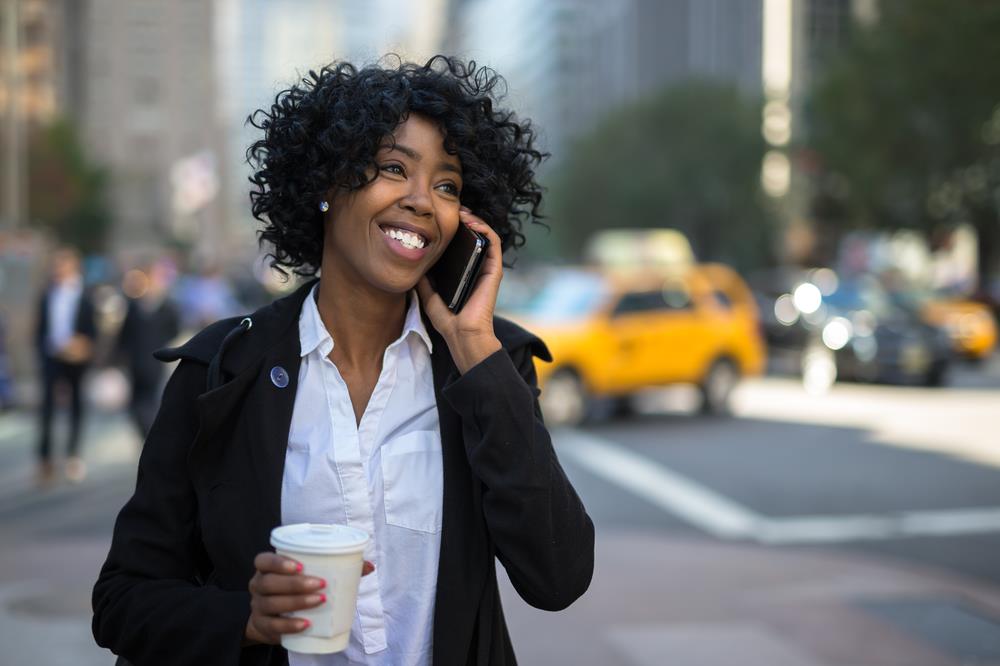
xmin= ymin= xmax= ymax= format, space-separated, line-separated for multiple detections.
xmin=206 ymin=317 xmax=253 ymax=391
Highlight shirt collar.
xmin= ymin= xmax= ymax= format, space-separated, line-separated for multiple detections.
xmin=298 ymin=283 xmax=434 ymax=359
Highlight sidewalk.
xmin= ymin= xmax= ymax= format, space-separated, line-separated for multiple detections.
xmin=2 ymin=411 xmax=1000 ymax=665
xmin=3 ymin=527 xmax=999 ymax=665
xmin=0 ymin=407 xmax=139 ymax=666
xmin=500 ymin=530 xmax=1000 ymax=665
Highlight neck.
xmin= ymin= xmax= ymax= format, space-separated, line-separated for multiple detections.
xmin=314 ymin=276 xmax=408 ymax=370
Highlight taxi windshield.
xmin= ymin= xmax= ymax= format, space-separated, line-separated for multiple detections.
xmin=513 ymin=271 xmax=609 ymax=322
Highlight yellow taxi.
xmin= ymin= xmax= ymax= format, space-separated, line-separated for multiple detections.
xmin=920 ymin=298 xmax=997 ymax=361
xmin=502 ymin=264 xmax=766 ymax=425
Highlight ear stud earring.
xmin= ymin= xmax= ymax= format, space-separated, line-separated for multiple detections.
xmin=319 ymin=201 xmax=330 ymax=213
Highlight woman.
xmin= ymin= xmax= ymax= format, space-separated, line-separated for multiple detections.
xmin=92 ymin=56 xmax=594 ymax=666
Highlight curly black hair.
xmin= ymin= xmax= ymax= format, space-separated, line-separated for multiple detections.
xmin=246 ymin=55 xmax=548 ymax=278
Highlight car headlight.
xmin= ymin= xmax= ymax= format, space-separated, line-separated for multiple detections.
xmin=822 ymin=317 xmax=853 ymax=351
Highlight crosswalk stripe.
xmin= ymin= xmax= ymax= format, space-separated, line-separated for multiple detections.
xmin=555 ymin=429 xmax=1000 ymax=544
xmin=556 ymin=429 xmax=763 ymax=539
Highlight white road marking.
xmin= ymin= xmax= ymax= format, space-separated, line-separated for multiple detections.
xmin=556 ymin=429 xmax=763 ymax=539
xmin=555 ymin=429 xmax=1000 ymax=545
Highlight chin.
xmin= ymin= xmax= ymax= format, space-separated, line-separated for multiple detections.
xmin=369 ymin=272 xmax=420 ymax=295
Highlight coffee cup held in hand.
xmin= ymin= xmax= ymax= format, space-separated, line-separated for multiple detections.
xmin=270 ymin=523 xmax=370 ymax=654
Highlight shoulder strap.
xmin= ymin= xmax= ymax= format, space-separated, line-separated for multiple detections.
xmin=205 ymin=317 xmax=253 ymax=392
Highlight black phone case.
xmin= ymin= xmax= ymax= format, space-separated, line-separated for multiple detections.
xmin=427 ymin=225 xmax=489 ymax=313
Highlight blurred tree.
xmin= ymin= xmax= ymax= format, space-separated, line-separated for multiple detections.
xmin=808 ymin=0 xmax=1000 ymax=287
xmin=544 ymin=80 xmax=776 ymax=270
xmin=27 ymin=120 xmax=112 ymax=254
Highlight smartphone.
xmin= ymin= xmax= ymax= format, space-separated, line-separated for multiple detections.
xmin=427 ymin=223 xmax=490 ymax=313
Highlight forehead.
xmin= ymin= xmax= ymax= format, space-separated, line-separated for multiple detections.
xmin=381 ymin=114 xmax=461 ymax=166
xmin=390 ymin=114 xmax=442 ymax=143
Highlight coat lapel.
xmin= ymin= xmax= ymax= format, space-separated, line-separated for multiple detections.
xmin=241 ymin=339 xmax=303 ymax=530
xmin=190 ymin=282 xmax=313 ymax=549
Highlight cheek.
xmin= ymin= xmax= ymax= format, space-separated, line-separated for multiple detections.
xmin=438 ymin=212 xmax=461 ymax=246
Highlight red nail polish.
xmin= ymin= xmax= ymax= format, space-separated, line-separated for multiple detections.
xmin=301 ymin=619 xmax=311 ymax=629
xmin=296 ymin=562 xmax=303 ymax=573
xmin=318 ymin=593 xmax=327 ymax=603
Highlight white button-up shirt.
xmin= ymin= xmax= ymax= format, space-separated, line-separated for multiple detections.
xmin=46 ymin=279 xmax=83 ymax=355
xmin=282 ymin=285 xmax=442 ymax=666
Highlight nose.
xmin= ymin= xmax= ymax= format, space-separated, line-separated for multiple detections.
xmin=398 ymin=181 xmax=433 ymax=217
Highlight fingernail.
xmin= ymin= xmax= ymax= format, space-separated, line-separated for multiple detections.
xmin=313 ymin=577 xmax=326 ymax=589
xmin=295 ymin=562 xmax=303 ymax=573
xmin=300 ymin=619 xmax=311 ymax=629
xmin=460 ymin=206 xmax=471 ymax=213
xmin=318 ymin=593 xmax=327 ymax=604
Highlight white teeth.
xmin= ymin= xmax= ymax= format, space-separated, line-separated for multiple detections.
xmin=383 ymin=226 xmax=426 ymax=249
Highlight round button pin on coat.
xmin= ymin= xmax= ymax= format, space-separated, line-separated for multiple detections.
xmin=270 ymin=366 xmax=289 ymax=388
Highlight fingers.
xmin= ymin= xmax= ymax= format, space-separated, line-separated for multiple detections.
xmin=417 ymin=276 xmax=446 ymax=314
xmin=459 ymin=208 xmax=502 ymax=250
xmin=249 ymin=613 xmax=312 ymax=644
xmin=247 ymin=552 xmax=328 ymax=644
xmin=253 ymin=591 xmax=326 ymax=617
xmin=459 ymin=209 xmax=502 ymax=280
xmin=251 ymin=571 xmax=325 ymax=596
xmin=247 ymin=553 xmax=377 ymax=646
xmin=254 ymin=552 xmax=301 ymax=574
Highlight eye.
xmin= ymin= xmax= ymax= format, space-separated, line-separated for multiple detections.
xmin=436 ymin=182 xmax=461 ymax=197
xmin=380 ymin=163 xmax=405 ymax=177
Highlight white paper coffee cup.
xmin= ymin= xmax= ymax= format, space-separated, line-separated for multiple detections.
xmin=270 ymin=523 xmax=370 ymax=654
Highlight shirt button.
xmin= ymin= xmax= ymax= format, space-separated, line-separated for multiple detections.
xmin=270 ymin=366 xmax=289 ymax=388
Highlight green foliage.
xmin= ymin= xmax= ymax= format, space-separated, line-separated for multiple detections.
xmin=808 ymin=0 xmax=1000 ymax=277
xmin=543 ymin=80 xmax=776 ymax=271
xmin=28 ymin=119 xmax=112 ymax=253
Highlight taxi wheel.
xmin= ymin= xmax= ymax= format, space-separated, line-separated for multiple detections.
xmin=923 ymin=360 xmax=948 ymax=387
xmin=540 ymin=368 xmax=589 ymax=427
xmin=700 ymin=358 xmax=738 ymax=414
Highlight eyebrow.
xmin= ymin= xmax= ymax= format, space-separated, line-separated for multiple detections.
xmin=384 ymin=143 xmax=462 ymax=176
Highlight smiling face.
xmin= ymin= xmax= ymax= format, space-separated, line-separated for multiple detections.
xmin=321 ymin=113 xmax=463 ymax=296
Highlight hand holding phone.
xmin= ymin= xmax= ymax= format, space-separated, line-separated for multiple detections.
xmin=427 ymin=223 xmax=490 ymax=314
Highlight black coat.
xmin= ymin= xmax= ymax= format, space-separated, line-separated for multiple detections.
xmin=92 ymin=279 xmax=594 ymax=666
xmin=115 ymin=296 xmax=181 ymax=386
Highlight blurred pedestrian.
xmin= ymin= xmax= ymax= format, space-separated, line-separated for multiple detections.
xmin=93 ymin=56 xmax=593 ymax=666
xmin=34 ymin=247 xmax=97 ymax=485
xmin=176 ymin=260 xmax=243 ymax=330
xmin=115 ymin=258 xmax=180 ymax=438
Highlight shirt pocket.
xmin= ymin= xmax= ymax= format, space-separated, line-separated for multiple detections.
xmin=381 ymin=430 xmax=443 ymax=534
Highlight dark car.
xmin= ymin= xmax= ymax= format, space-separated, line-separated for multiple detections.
xmin=750 ymin=269 xmax=952 ymax=390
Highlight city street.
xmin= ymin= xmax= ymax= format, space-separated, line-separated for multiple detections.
xmin=0 ymin=358 xmax=999 ymax=665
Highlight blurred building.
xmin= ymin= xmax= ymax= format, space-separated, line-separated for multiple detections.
xmin=774 ymin=0 xmax=879 ymax=261
xmin=0 ymin=0 xmax=86 ymax=395
xmin=1 ymin=0 xmax=83 ymax=230
xmin=450 ymin=0 xmax=763 ymax=161
xmin=76 ymin=0 xmax=225 ymax=257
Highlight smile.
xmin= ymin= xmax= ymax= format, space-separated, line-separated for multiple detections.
xmin=378 ymin=224 xmax=432 ymax=261
xmin=380 ymin=225 xmax=428 ymax=249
